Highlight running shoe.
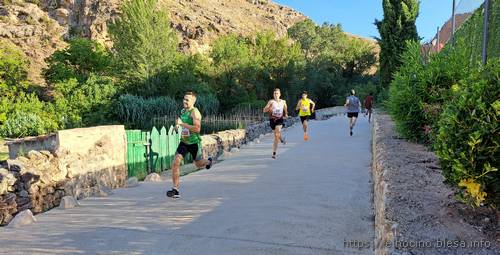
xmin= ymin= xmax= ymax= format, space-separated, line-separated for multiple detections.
xmin=166 ymin=188 xmax=180 ymax=198
xmin=206 ymin=157 xmax=213 ymax=169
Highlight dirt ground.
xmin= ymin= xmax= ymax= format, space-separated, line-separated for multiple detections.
xmin=376 ymin=113 xmax=499 ymax=255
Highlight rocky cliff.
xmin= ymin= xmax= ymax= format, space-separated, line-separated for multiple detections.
xmin=0 ymin=0 xmax=377 ymax=84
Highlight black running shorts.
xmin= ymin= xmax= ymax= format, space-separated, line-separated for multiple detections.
xmin=176 ymin=141 xmax=202 ymax=161
xmin=347 ymin=112 xmax=359 ymax=118
xmin=300 ymin=115 xmax=310 ymax=124
xmin=269 ymin=118 xmax=284 ymax=130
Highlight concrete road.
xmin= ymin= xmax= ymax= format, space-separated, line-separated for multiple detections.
xmin=0 ymin=115 xmax=374 ymax=255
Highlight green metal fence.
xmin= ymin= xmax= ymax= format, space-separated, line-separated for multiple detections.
xmin=126 ymin=126 xmax=184 ymax=179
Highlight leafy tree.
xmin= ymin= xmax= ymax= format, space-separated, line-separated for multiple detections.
xmin=0 ymin=40 xmax=30 ymax=98
xmin=210 ymin=34 xmax=253 ymax=110
xmin=44 ymin=38 xmax=111 ymax=83
xmin=288 ymin=20 xmax=377 ymax=107
xmin=287 ymin=19 xmax=320 ymax=60
xmin=109 ymin=0 xmax=179 ymax=89
xmin=340 ymin=37 xmax=377 ymax=79
xmin=251 ymin=31 xmax=305 ymax=99
xmin=375 ymin=0 xmax=419 ymax=88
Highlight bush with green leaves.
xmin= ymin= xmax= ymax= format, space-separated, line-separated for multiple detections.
xmin=388 ymin=41 xmax=470 ymax=142
xmin=0 ymin=40 xmax=30 ymax=97
xmin=0 ymin=93 xmax=59 ymax=138
xmin=1 ymin=41 xmax=31 ymax=126
xmin=116 ymin=94 xmax=179 ymax=128
xmin=435 ymin=59 xmax=499 ymax=206
xmin=195 ymin=94 xmax=220 ymax=116
xmin=0 ymin=111 xmax=46 ymax=138
xmin=52 ymin=75 xmax=118 ymax=128
xmin=0 ymin=41 xmax=60 ymax=137
xmin=44 ymin=38 xmax=111 ymax=83
xmin=387 ymin=41 xmax=427 ymax=141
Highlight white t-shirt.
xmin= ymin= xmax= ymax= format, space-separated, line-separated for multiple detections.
xmin=270 ymin=99 xmax=285 ymax=118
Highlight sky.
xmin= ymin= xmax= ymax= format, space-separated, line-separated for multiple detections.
xmin=274 ymin=0 xmax=458 ymax=42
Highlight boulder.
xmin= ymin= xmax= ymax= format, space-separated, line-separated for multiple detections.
xmin=27 ymin=150 xmax=44 ymax=161
xmin=126 ymin=177 xmax=139 ymax=187
xmin=144 ymin=173 xmax=161 ymax=182
xmin=6 ymin=160 xmax=24 ymax=173
xmin=7 ymin=209 xmax=36 ymax=228
xmin=59 ymin=196 xmax=78 ymax=210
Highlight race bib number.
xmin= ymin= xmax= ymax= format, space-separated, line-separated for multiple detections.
xmin=181 ymin=127 xmax=190 ymax=137
xmin=301 ymin=105 xmax=309 ymax=112
xmin=272 ymin=108 xmax=283 ymax=117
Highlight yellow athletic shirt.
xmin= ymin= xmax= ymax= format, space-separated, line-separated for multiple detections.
xmin=299 ymin=99 xmax=312 ymax=116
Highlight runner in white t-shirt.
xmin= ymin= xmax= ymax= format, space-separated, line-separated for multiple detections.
xmin=263 ymin=88 xmax=288 ymax=159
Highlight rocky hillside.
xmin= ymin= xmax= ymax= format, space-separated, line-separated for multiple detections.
xmin=165 ymin=0 xmax=307 ymax=53
xmin=0 ymin=0 xmax=377 ymax=84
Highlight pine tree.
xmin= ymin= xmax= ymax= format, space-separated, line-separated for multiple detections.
xmin=375 ymin=0 xmax=419 ymax=88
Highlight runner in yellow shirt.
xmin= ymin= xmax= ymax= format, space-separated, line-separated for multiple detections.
xmin=295 ymin=91 xmax=315 ymax=141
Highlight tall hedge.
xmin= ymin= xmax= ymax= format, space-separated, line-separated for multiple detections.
xmin=435 ymin=59 xmax=499 ymax=206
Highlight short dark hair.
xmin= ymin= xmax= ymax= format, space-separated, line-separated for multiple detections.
xmin=302 ymin=91 xmax=308 ymax=95
xmin=369 ymin=92 xmax=373 ymax=96
xmin=185 ymin=91 xmax=197 ymax=98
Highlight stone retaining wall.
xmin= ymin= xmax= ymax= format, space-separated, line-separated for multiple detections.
xmin=0 ymin=126 xmax=127 ymax=226
xmin=372 ymin=112 xmax=394 ymax=255
xmin=314 ymin=106 xmax=345 ymax=120
xmin=200 ymin=117 xmax=299 ymax=159
xmin=5 ymin=134 xmax=57 ymax=160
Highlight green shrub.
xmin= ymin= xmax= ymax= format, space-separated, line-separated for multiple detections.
xmin=44 ymin=38 xmax=111 ymax=83
xmin=195 ymin=94 xmax=219 ymax=116
xmin=0 ymin=40 xmax=30 ymax=97
xmin=52 ymin=75 xmax=118 ymax=128
xmin=0 ymin=93 xmax=59 ymax=138
xmin=0 ymin=111 xmax=45 ymax=138
xmin=387 ymin=41 xmax=427 ymax=141
xmin=116 ymin=94 xmax=179 ymax=128
xmin=388 ymin=41 xmax=470 ymax=142
xmin=435 ymin=59 xmax=500 ymax=206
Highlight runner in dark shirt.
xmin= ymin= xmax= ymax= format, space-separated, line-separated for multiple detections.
xmin=364 ymin=93 xmax=374 ymax=123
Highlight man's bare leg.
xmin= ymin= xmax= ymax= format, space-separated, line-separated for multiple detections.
xmin=303 ymin=120 xmax=309 ymax=140
xmin=171 ymin=154 xmax=183 ymax=190
xmin=167 ymin=154 xmax=184 ymax=198
xmin=272 ymin=125 xmax=283 ymax=158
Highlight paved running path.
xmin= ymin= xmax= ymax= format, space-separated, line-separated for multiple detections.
xmin=0 ymin=115 xmax=374 ymax=255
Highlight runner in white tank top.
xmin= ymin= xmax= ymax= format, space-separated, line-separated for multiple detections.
xmin=270 ymin=100 xmax=285 ymax=119
xmin=263 ymin=88 xmax=288 ymax=159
